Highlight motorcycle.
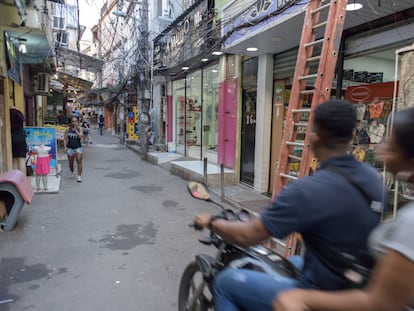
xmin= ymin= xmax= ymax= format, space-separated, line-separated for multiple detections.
xmin=178 ymin=181 xmax=299 ymax=311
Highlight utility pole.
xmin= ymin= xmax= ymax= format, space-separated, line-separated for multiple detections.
xmin=119 ymin=36 xmax=126 ymax=145
xmin=140 ymin=0 xmax=150 ymax=159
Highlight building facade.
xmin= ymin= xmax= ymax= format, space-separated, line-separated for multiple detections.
xmin=215 ymin=0 xmax=414 ymax=193
xmin=0 ymin=0 xmax=56 ymax=173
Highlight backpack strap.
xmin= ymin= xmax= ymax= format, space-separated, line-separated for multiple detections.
xmin=325 ymin=166 xmax=383 ymax=214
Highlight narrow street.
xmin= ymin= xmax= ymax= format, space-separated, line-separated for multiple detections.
xmin=0 ymin=129 xmax=218 ymax=311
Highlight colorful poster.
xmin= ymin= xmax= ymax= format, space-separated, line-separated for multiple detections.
xmin=24 ymin=127 xmax=57 ymax=169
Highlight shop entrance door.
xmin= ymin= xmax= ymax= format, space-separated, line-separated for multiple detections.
xmin=240 ymin=88 xmax=257 ymax=186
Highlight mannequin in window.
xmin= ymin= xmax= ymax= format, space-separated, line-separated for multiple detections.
xmin=33 ymin=144 xmax=51 ymax=191
xmin=10 ymin=107 xmax=27 ymax=174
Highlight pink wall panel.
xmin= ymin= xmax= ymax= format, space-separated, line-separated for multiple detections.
xmin=167 ymin=95 xmax=173 ymax=142
xmin=218 ymin=79 xmax=238 ymax=169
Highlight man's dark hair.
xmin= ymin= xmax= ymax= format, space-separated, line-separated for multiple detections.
xmin=394 ymin=107 xmax=414 ymax=158
xmin=313 ymin=99 xmax=356 ymax=148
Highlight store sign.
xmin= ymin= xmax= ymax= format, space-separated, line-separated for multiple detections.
xmin=349 ymin=86 xmax=371 ymax=102
xmin=154 ymin=1 xmax=211 ymax=69
xmin=222 ymin=0 xmax=303 ymax=45
xmin=345 ymin=82 xmax=398 ymax=103
xmin=166 ymin=11 xmax=203 ymax=52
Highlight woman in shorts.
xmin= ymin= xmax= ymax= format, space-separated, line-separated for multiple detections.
xmin=64 ymin=117 xmax=83 ymax=182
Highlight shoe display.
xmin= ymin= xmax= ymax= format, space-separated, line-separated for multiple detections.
xmin=77 ymin=175 xmax=82 ymax=182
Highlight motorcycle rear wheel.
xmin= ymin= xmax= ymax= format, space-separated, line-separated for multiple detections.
xmin=178 ymin=261 xmax=214 ymax=311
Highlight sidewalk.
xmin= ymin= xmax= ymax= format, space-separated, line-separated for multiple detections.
xmin=126 ymin=143 xmax=272 ymax=215
xmin=28 ymin=138 xmax=272 ymax=213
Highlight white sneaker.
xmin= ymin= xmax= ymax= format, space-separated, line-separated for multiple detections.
xmin=77 ymin=175 xmax=82 ymax=182
xmin=70 ymin=172 xmax=75 ymax=179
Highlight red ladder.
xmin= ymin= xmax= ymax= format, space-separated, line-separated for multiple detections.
xmin=272 ymin=0 xmax=348 ymax=257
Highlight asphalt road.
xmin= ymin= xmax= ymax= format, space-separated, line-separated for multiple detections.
xmin=0 ymin=129 xmax=219 ymax=311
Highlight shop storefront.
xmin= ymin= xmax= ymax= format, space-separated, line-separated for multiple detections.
xmin=153 ymin=0 xmax=221 ymax=161
xmin=172 ymin=63 xmax=219 ymax=161
xmin=341 ymin=18 xmax=414 ymax=174
xmin=271 ymin=20 xmax=414 ymax=190
xmin=343 ymin=52 xmax=397 ymax=172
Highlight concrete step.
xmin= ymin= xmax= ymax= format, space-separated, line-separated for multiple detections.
xmin=169 ymin=160 xmax=236 ymax=187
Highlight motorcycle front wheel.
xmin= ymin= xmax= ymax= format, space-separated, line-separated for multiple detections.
xmin=178 ymin=261 xmax=214 ymax=311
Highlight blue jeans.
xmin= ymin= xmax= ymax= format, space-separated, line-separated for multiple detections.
xmin=213 ymin=256 xmax=304 ymax=311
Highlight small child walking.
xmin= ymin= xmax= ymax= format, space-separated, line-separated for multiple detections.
xmin=33 ymin=144 xmax=51 ymax=191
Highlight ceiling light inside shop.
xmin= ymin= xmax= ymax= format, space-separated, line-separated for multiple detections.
xmin=201 ymin=58 xmax=209 ymax=62
xmin=246 ymin=47 xmax=258 ymax=52
xmin=346 ymin=2 xmax=363 ymax=11
xmin=182 ymin=66 xmax=189 ymax=70
xmin=212 ymin=51 xmax=223 ymax=56
xmin=212 ymin=69 xmax=218 ymax=73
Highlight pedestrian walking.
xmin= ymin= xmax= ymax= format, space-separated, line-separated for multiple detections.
xmin=81 ymin=118 xmax=92 ymax=145
xmin=64 ymin=117 xmax=83 ymax=182
xmin=98 ymin=114 xmax=104 ymax=136
xmin=57 ymin=110 xmax=69 ymax=125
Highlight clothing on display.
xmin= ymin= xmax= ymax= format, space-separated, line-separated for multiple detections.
xmin=368 ymin=102 xmax=384 ymax=119
xmin=356 ymin=104 xmax=366 ymax=121
xmin=352 ymin=147 xmax=366 ymax=162
xmin=356 ymin=128 xmax=370 ymax=145
xmin=368 ymin=122 xmax=385 ymax=144
xmin=33 ymin=144 xmax=51 ymax=175
xmin=364 ymin=148 xmax=376 ymax=167
xmin=382 ymin=101 xmax=392 ymax=121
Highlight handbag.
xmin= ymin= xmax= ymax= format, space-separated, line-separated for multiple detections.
xmin=26 ymin=156 xmax=33 ymax=176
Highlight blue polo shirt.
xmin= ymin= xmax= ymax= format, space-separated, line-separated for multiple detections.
xmin=261 ymin=154 xmax=384 ymax=290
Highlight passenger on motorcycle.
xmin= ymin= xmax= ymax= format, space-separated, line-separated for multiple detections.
xmin=273 ymin=107 xmax=414 ymax=311
xmin=194 ymin=100 xmax=386 ymax=311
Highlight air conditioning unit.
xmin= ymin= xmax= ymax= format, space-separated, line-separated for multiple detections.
xmin=34 ymin=73 xmax=50 ymax=95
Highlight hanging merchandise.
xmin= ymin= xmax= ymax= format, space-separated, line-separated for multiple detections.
xmin=356 ymin=126 xmax=370 ymax=145
xmin=352 ymin=147 xmax=366 ymax=162
xmin=365 ymin=146 xmax=377 ymax=167
xmin=345 ymin=82 xmax=397 ymax=167
xmin=368 ymin=121 xmax=385 ymax=144
xmin=368 ymin=101 xmax=384 ymax=119
xmin=356 ymin=104 xmax=366 ymax=120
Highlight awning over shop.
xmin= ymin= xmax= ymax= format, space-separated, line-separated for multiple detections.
xmin=57 ymin=47 xmax=104 ymax=73
xmin=5 ymin=28 xmax=55 ymax=66
xmin=57 ymin=72 xmax=93 ymax=91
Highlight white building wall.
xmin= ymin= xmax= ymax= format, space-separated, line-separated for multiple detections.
xmin=254 ymin=54 xmax=273 ymax=192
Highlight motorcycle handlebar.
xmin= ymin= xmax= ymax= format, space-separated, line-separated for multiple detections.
xmin=188 ymin=223 xmax=203 ymax=231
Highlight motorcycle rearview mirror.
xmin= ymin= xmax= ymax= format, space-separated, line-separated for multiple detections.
xmin=187 ymin=181 xmax=210 ymax=201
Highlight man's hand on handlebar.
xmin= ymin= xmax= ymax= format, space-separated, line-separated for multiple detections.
xmin=193 ymin=213 xmax=212 ymax=229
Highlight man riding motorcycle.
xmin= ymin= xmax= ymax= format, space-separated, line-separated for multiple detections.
xmin=194 ymin=99 xmax=386 ymax=311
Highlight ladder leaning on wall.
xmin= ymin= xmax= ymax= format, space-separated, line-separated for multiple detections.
xmin=271 ymin=0 xmax=348 ymax=257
